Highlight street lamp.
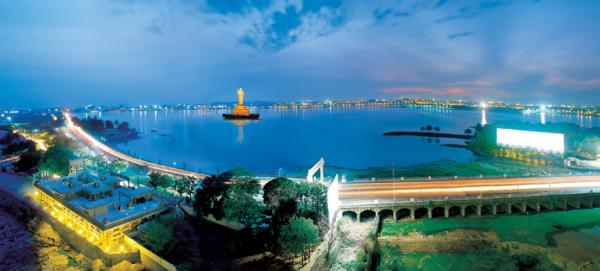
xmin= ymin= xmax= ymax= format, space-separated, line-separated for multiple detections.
xmin=392 ymin=161 xmax=396 ymax=202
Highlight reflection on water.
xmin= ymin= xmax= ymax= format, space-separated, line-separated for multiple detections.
xmin=81 ymin=107 xmax=600 ymax=176
xmin=228 ymin=119 xmax=252 ymax=143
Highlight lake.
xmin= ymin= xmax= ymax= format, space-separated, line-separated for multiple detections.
xmin=80 ymin=107 xmax=600 ymax=177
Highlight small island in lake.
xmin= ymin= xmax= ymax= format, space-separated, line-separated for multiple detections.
xmin=223 ymin=87 xmax=259 ymax=120
xmin=71 ymin=116 xmax=139 ymax=143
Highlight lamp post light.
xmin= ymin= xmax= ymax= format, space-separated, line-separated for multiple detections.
xmin=392 ymin=161 xmax=396 ymax=203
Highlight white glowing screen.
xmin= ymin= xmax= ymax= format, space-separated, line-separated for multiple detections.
xmin=496 ymin=128 xmax=564 ymax=154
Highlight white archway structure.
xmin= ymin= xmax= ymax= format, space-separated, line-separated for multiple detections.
xmin=327 ymin=174 xmax=340 ymax=225
xmin=307 ymin=157 xmax=325 ymax=182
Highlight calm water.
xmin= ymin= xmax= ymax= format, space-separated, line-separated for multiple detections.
xmin=81 ymin=107 xmax=600 ymax=176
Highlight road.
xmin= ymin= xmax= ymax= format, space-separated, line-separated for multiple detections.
xmin=339 ymin=175 xmax=600 ymax=200
xmin=63 ymin=112 xmax=209 ymax=180
xmin=0 ymin=156 xmax=19 ymax=164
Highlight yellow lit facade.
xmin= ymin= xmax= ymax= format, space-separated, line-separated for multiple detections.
xmin=33 ymin=174 xmax=168 ymax=253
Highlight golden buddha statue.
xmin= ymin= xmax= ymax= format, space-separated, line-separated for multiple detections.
xmin=223 ymin=87 xmax=260 ymax=120
xmin=231 ymin=87 xmax=250 ymax=116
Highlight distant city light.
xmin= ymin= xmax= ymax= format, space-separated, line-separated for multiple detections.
xmin=497 ymin=128 xmax=564 ymax=154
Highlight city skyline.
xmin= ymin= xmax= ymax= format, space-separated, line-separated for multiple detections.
xmin=2 ymin=0 xmax=600 ymax=108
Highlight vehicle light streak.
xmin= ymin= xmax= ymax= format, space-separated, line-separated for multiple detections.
xmin=64 ymin=112 xmax=208 ymax=179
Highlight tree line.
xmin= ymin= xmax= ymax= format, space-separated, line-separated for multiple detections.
xmin=141 ymin=170 xmax=327 ymax=268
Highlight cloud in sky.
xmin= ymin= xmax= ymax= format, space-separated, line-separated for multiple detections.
xmin=1 ymin=0 xmax=600 ymax=108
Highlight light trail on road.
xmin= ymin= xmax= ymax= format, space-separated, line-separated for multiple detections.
xmin=0 ymin=156 xmax=19 ymax=163
xmin=339 ymin=175 xmax=600 ymax=200
xmin=63 ymin=112 xmax=208 ymax=180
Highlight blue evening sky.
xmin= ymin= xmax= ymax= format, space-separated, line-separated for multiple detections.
xmin=1 ymin=0 xmax=600 ymax=108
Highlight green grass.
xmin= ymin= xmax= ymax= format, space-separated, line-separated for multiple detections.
xmin=329 ymin=158 xmax=580 ymax=180
xmin=381 ymin=208 xmax=600 ymax=246
xmin=378 ymin=250 xmax=559 ymax=271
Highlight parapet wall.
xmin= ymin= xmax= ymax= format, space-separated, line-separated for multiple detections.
xmin=41 ymin=212 xmax=140 ymax=266
xmin=124 ymin=235 xmax=177 ymax=271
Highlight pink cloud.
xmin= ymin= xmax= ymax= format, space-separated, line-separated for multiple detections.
xmin=445 ymin=80 xmax=494 ymax=87
xmin=382 ymin=86 xmax=470 ymax=96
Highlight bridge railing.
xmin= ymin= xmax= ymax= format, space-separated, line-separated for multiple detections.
xmin=349 ymin=171 xmax=600 ymax=184
xmin=339 ymin=188 xmax=600 ymax=208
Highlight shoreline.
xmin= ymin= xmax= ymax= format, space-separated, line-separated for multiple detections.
xmin=383 ymin=131 xmax=474 ymax=140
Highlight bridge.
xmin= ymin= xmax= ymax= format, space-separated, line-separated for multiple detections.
xmin=335 ymin=175 xmax=600 ymax=222
xmin=63 ymin=112 xmax=209 ymax=180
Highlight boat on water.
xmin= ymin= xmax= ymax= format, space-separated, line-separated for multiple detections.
xmin=223 ymin=113 xmax=260 ymax=120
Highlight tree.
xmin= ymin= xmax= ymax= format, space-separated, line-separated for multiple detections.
xmin=38 ymin=135 xmax=76 ymax=176
xmin=295 ymin=182 xmax=328 ymax=223
xmin=263 ymin=177 xmax=297 ymax=210
xmin=174 ymin=176 xmax=196 ymax=198
xmin=464 ymin=128 xmax=473 ymax=135
xmin=2 ymin=140 xmax=35 ymax=156
xmin=13 ymin=148 xmax=42 ymax=173
xmin=434 ymin=127 xmax=440 ymax=132
xmin=105 ymin=120 xmax=114 ymax=129
xmin=117 ymin=121 xmax=130 ymax=132
xmin=278 ymin=217 xmax=320 ymax=265
xmin=264 ymin=177 xmax=299 ymax=234
xmin=174 ymin=178 xmax=186 ymax=198
xmin=223 ymin=179 xmax=264 ymax=226
xmin=193 ymin=172 xmax=231 ymax=220
xmin=108 ymin=160 xmax=127 ymax=174
xmin=377 ymin=243 xmax=406 ymax=271
xmin=148 ymin=172 xmax=161 ymax=190
xmin=419 ymin=126 xmax=425 ymax=131
xmin=133 ymin=165 xmax=148 ymax=188
xmin=182 ymin=176 xmax=196 ymax=198
xmin=158 ymin=174 xmax=175 ymax=192
xmin=466 ymin=124 xmax=497 ymax=157
xmin=0 ymin=131 xmax=21 ymax=145
xmin=426 ymin=125 xmax=432 ymax=131
xmin=137 ymin=214 xmax=177 ymax=254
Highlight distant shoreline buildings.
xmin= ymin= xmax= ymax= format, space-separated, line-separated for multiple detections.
xmin=68 ymin=98 xmax=600 ymax=118
xmin=3 ymin=97 xmax=600 ymax=121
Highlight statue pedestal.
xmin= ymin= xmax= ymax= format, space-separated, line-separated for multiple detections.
xmin=231 ymin=105 xmax=250 ymax=116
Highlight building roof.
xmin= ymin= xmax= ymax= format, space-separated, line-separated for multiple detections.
xmin=119 ymin=187 xmax=152 ymax=198
xmin=83 ymin=182 xmax=112 ymax=195
xmin=44 ymin=177 xmax=82 ymax=195
xmin=35 ymin=173 xmax=169 ymax=230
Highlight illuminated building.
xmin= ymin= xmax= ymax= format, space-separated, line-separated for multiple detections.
xmin=33 ymin=173 xmax=168 ymax=252
xmin=496 ymin=128 xmax=564 ymax=154
xmin=69 ymin=159 xmax=85 ymax=176
xmin=495 ymin=128 xmax=565 ymax=165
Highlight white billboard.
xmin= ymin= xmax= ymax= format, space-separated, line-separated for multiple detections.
xmin=496 ymin=128 xmax=564 ymax=154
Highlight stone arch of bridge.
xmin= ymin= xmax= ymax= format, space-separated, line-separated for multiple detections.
xmin=396 ymin=208 xmax=411 ymax=220
xmin=359 ymin=210 xmax=377 ymax=222
xmin=378 ymin=209 xmax=394 ymax=220
xmin=414 ymin=207 xmax=428 ymax=219
xmin=341 ymin=210 xmax=357 ymax=222
xmin=481 ymin=204 xmax=494 ymax=216
xmin=464 ymin=205 xmax=478 ymax=217
xmin=448 ymin=206 xmax=461 ymax=217
xmin=431 ymin=206 xmax=445 ymax=218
